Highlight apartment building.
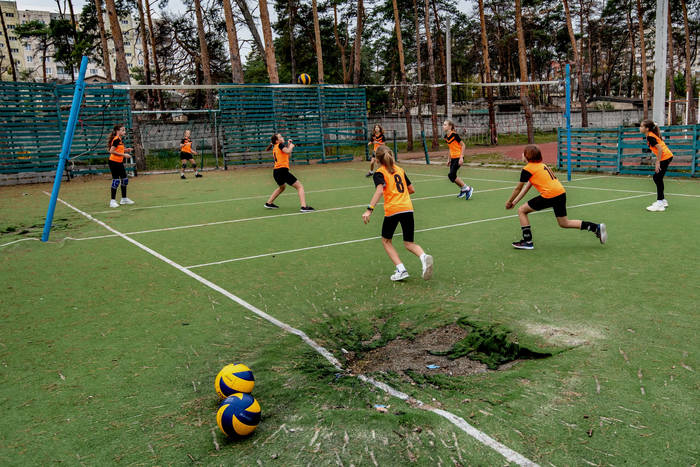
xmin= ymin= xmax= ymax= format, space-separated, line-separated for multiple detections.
xmin=1 ymin=0 xmax=145 ymax=82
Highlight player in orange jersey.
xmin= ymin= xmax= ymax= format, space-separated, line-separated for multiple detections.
xmin=362 ymin=145 xmax=433 ymax=281
xmin=443 ymin=120 xmax=474 ymax=200
xmin=640 ymin=119 xmax=674 ymax=212
xmin=106 ymin=124 xmax=134 ymax=208
xmin=505 ymin=145 xmax=606 ymax=249
xmin=366 ymin=124 xmax=386 ymax=177
xmin=264 ymin=133 xmax=315 ymax=212
xmin=179 ymin=129 xmax=202 ymax=179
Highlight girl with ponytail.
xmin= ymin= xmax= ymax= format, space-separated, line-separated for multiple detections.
xmin=640 ymin=120 xmax=674 ymax=211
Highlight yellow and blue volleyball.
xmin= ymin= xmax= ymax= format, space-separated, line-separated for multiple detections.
xmin=215 ymin=363 xmax=255 ymax=399
xmin=297 ymin=73 xmax=311 ymax=85
xmin=217 ymin=393 xmax=261 ymax=438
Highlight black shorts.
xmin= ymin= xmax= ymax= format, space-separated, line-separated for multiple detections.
xmin=273 ymin=168 xmax=298 ymax=186
xmin=108 ymin=159 xmax=127 ymax=179
xmin=381 ymin=211 xmax=415 ymax=242
xmin=180 ymin=152 xmax=195 ymax=161
xmin=448 ymin=157 xmax=461 ymax=177
xmin=527 ymin=193 xmax=567 ymax=217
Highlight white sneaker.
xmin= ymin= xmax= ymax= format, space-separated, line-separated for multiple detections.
xmin=390 ymin=269 xmax=409 ymax=281
xmin=661 ymin=199 xmax=668 ymax=207
xmin=109 ymin=199 xmax=119 ymax=208
xmin=646 ymin=201 xmax=665 ymax=212
xmin=421 ymin=255 xmax=434 ymax=280
xmin=120 ymin=197 xmax=135 ymax=205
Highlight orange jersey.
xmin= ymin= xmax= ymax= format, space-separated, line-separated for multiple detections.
xmin=273 ymin=143 xmax=290 ymax=169
xmin=646 ymin=133 xmax=673 ymax=161
xmin=180 ymin=137 xmax=193 ymax=154
xmin=109 ymin=136 xmax=125 ymax=163
xmin=445 ymin=131 xmax=463 ymax=159
xmin=520 ymin=162 xmax=565 ymax=198
xmin=370 ymin=133 xmax=386 ymax=152
xmin=375 ymin=165 xmax=413 ymax=216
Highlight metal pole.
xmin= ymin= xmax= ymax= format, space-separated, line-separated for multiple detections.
xmin=652 ymin=0 xmax=668 ymax=125
xmin=393 ymin=129 xmax=398 ymax=160
xmin=422 ymin=129 xmax=430 ymax=164
xmin=446 ymin=17 xmax=452 ymax=122
xmin=565 ymin=64 xmax=572 ymax=182
xmin=42 ymin=56 xmax=89 ymax=242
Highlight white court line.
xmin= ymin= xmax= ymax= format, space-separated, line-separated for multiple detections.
xmin=46 ymin=191 xmax=538 ymax=467
xmin=0 ymin=237 xmax=40 ymax=248
xmin=186 ymin=193 xmax=650 ymax=269
xmin=68 ymin=186 xmax=516 ymax=241
xmin=90 ymin=175 xmax=443 ymax=214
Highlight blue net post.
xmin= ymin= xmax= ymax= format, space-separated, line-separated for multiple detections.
xmin=565 ymin=64 xmax=572 ymax=182
xmin=422 ymin=130 xmax=430 ymax=164
xmin=393 ymin=130 xmax=398 ymax=160
xmin=42 ymin=56 xmax=89 ymax=242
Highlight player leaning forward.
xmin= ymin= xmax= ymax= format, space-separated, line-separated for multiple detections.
xmin=362 ymin=145 xmax=433 ymax=281
xmin=505 ymin=145 xmax=607 ymax=249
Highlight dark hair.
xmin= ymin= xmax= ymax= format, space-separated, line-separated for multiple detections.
xmin=375 ymin=145 xmax=396 ymax=174
xmin=640 ymin=119 xmax=661 ymax=137
xmin=373 ymin=124 xmax=384 ymax=135
xmin=266 ymin=133 xmax=281 ymax=151
xmin=107 ymin=125 xmax=124 ymax=150
xmin=523 ymin=145 xmax=542 ymax=162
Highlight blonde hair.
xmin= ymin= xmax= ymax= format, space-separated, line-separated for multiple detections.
xmin=444 ymin=119 xmax=455 ymax=131
xmin=375 ymin=145 xmax=396 ymax=174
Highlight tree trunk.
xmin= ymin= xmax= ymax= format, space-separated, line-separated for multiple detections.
xmin=288 ymin=0 xmax=296 ymax=81
xmin=145 ymin=0 xmax=164 ymax=108
xmin=333 ymin=4 xmax=349 ymax=84
xmin=104 ymin=0 xmax=130 ymax=83
xmin=222 ymin=0 xmax=244 ymax=83
xmin=431 ymin=0 xmax=446 ymax=84
xmin=413 ymin=0 xmax=424 ymax=133
xmin=234 ymin=0 xmax=267 ymax=69
xmin=681 ymin=0 xmax=694 ymax=123
xmin=515 ymin=0 xmax=533 ymax=143
xmin=352 ymin=0 xmax=363 ymax=84
xmin=423 ymin=0 xmax=438 ymax=149
xmin=136 ymin=0 xmax=153 ymax=108
xmin=478 ymin=0 xmax=497 ymax=145
xmin=667 ymin=6 xmax=675 ymax=125
xmin=312 ymin=0 xmax=324 ymax=84
xmin=392 ymin=0 xmax=413 ymax=151
xmin=0 ymin=3 xmax=17 ymax=81
xmin=626 ymin=1 xmax=635 ymax=98
xmin=636 ymin=0 xmax=649 ymax=119
xmin=258 ymin=0 xmax=279 ymax=83
xmin=563 ymin=0 xmax=588 ymax=126
xmin=94 ymin=0 xmax=112 ymax=81
xmin=193 ymin=0 xmax=214 ymax=107
xmin=42 ymin=42 xmax=47 ymax=82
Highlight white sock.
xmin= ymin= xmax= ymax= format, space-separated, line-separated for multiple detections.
xmin=460 ymin=185 xmax=469 ymax=191
xmin=396 ymin=263 xmax=406 ymax=272
xmin=420 ymin=253 xmax=427 ymax=262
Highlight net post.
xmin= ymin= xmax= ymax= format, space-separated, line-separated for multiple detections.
xmin=42 ymin=56 xmax=89 ymax=242
xmin=446 ymin=17 xmax=452 ymax=122
xmin=565 ymin=64 xmax=572 ymax=182
xmin=393 ymin=130 xmax=398 ymax=160
xmin=422 ymin=130 xmax=430 ymax=164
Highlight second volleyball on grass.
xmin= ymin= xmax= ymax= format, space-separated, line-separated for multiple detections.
xmin=215 ymin=363 xmax=255 ymax=398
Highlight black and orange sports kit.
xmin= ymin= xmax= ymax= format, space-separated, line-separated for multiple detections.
xmin=108 ymin=135 xmax=128 ymax=197
xmin=272 ymin=143 xmax=298 ymax=186
xmin=646 ymin=132 xmax=674 ymax=201
xmin=180 ymin=137 xmax=195 ymax=160
xmin=370 ymin=134 xmax=386 ymax=153
xmin=373 ymin=165 xmax=415 ymax=242
xmin=445 ymin=131 xmax=463 ymax=182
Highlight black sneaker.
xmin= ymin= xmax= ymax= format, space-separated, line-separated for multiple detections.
xmin=264 ymin=202 xmax=279 ymax=209
xmin=195 ymin=173 xmax=203 ymax=178
xmin=180 ymin=174 xmax=186 ymax=179
xmin=512 ymin=239 xmax=534 ymax=250
xmin=365 ymin=171 xmax=373 ymax=178
xmin=300 ymin=206 xmax=315 ymax=212
xmin=596 ymin=223 xmax=607 ymax=244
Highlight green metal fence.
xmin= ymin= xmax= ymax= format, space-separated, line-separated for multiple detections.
xmin=219 ymin=86 xmax=367 ymax=167
xmin=0 ymin=81 xmax=131 ymax=178
xmin=557 ymin=125 xmax=700 ymax=177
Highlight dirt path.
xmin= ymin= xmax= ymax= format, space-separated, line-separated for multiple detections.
xmin=397 ymin=141 xmax=558 ymax=164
